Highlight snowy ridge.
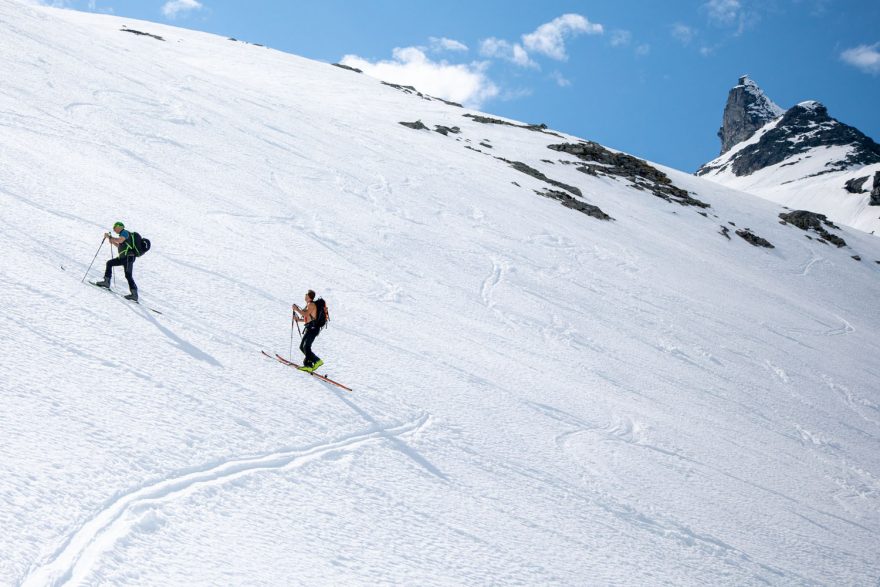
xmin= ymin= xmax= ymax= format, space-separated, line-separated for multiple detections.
xmin=739 ymin=75 xmax=785 ymax=120
xmin=701 ymin=123 xmax=880 ymax=234
xmin=2 ymin=1 xmax=880 ymax=585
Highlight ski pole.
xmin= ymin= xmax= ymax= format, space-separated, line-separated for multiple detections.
xmin=110 ymin=238 xmax=116 ymax=287
xmin=81 ymin=236 xmax=107 ymax=282
xmin=287 ymin=311 xmax=299 ymax=361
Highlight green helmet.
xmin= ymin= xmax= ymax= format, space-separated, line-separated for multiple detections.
xmin=113 ymin=221 xmax=125 ymax=229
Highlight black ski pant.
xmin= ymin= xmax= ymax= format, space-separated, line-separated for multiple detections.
xmin=104 ymin=255 xmax=137 ymax=293
xmin=300 ymin=324 xmax=321 ymax=367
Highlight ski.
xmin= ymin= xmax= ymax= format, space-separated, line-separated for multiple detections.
xmin=262 ymin=351 xmax=352 ymax=391
xmin=89 ymin=282 xmax=163 ymax=314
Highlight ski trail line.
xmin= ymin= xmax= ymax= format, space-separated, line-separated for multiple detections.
xmin=480 ymin=257 xmax=502 ymax=308
xmin=20 ymin=414 xmax=430 ymax=587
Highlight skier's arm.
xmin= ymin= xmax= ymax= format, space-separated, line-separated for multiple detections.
xmin=292 ymin=302 xmax=317 ymax=323
xmin=104 ymin=233 xmax=126 ymax=246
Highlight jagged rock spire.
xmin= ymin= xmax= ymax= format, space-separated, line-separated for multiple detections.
xmin=717 ymin=76 xmax=784 ymax=154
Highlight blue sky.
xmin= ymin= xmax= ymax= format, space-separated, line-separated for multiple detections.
xmin=47 ymin=0 xmax=880 ymax=171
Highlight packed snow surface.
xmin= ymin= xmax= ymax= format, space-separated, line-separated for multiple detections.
xmin=2 ymin=2 xmax=880 ymax=585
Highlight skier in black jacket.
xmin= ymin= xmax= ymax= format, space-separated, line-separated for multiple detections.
xmin=92 ymin=221 xmax=138 ymax=301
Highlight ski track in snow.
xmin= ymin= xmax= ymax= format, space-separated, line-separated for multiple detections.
xmin=20 ymin=414 xmax=430 ymax=587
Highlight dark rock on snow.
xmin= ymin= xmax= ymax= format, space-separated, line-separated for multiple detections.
xmin=735 ymin=229 xmax=774 ymax=248
xmin=332 ymin=63 xmax=362 ymax=74
xmin=496 ymin=158 xmax=581 ymax=197
xmin=778 ymin=210 xmax=847 ymax=247
xmin=433 ymin=125 xmax=461 ymax=136
xmin=536 ymin=190 xmax=613 ymax=221
xmin=844 ymin=176 xmax=869 ymax=194
xmin=548 ymin=142 xmax=710 ymax=208
xmin=399 ymin=120 xmax=429 ymax=131
xmin=462 ymin=114 xmax=564 ymax=138
xmin=121 ymin=27 xmax=164 ymax=41
xmin=871 ymin=171 xmax=880 ymax=206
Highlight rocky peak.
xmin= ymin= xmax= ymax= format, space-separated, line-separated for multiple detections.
xmin=725 ymin=101 xmax=880 ymax=176
xmin=698 ymin=97 xmax=880 ymax=178
xmin=717 ymin=76 xmax=785 ymax=154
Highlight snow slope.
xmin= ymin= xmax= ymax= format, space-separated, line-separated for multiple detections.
xmin=2 ymin=2 xmax=880 ymax=585
xmin=700 ymin=108 xmax=880 ymax=236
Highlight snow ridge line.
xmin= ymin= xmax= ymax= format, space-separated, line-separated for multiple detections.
xmin=20 ymin=414 xmax=430 ymax=587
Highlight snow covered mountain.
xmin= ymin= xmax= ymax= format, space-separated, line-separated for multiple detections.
xmin=698 ymin=76 xmax=880 ymax=235
xmin=2 ymin=2 xmax=880 ymax=585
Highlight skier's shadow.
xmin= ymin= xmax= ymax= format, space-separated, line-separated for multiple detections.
xmin=324 ymin=385 xmax=447 ymax=482
xmin=129 ymin=303 xmax=222 ymax=367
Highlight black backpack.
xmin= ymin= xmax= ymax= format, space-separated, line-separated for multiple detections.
xmin=125 ymin=232 xmax=151 ymax=257
xmin=313 ymin=298 xmax=329 ymax=329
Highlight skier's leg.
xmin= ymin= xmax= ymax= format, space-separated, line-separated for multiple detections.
xmin=123 ymin=256 xmax=138 ymax=294
xmin=97 ymin=257 xmax=124 ymax=286
xmin=300 ymin=327 xmax=319 ymax=366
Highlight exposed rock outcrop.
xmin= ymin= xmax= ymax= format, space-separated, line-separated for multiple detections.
xmin=121 ymin=26 xmax=164 ymax=41
xmin=433 ymin=125 xmax=460 ymax=136
xmin=778 ymin=210 xmax=847 ymax=247
xmin=495 ymin=158 xmax=581 ymax=197
xmin=332 ymin=63 xmax=362 ymax=73
xmin=536 ymin=190 xmax=613 ymax=221
xmin=736 ymin=229 xmax=774 ymax=248
xmin=399 ymin=120 xmax=429 ymax=131
xmin=548 ymin=142 xmax=709 ymax=208
xmin=844 ymin=176 xmax=870 ymax=194
xmin=717 ymin=76 xmax=784 ymax=154
xmin=382 ymin=82 xmax=462 ymax=107
xmin=871 ymin=171 xmax=880 ymax=206
xmin=463 ymin=114 xmax=564 ymax=138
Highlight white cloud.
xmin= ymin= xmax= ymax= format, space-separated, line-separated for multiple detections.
xmin=635 ymin=44 xmax=651 ymax=56
xmin=479 ymin=37 xmax=538 ymax=69
xmin=704 ymin=0 xmax=741 ymax=25
xmin=841 ymin=43 xmax=880 ymax=75
xmin=340 ymin=47 xmax=499 ymax=109
xmin=671 ymin=23 xmax=696 ymax=45
xmin=521 ymin=13 xmax=603 ymax=61
xmin=610 ymin=29 xmax=632 ymax=47
xmin=429 ymin=37 xmax=468 ymax=53
xmin=702 ymin=0 xmax=758 ymax=35
xmin=550 ymin=71 xmax=571 ymax=87
xmin=161 ymin=0 xmax=203 ymax=18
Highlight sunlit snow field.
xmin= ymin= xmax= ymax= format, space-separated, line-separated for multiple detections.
xmin=2 ymin=2 xmax=880 ymax=585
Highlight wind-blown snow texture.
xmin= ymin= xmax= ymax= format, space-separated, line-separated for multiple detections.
xmin=2 ymin=2 xmax=880 ymax=585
